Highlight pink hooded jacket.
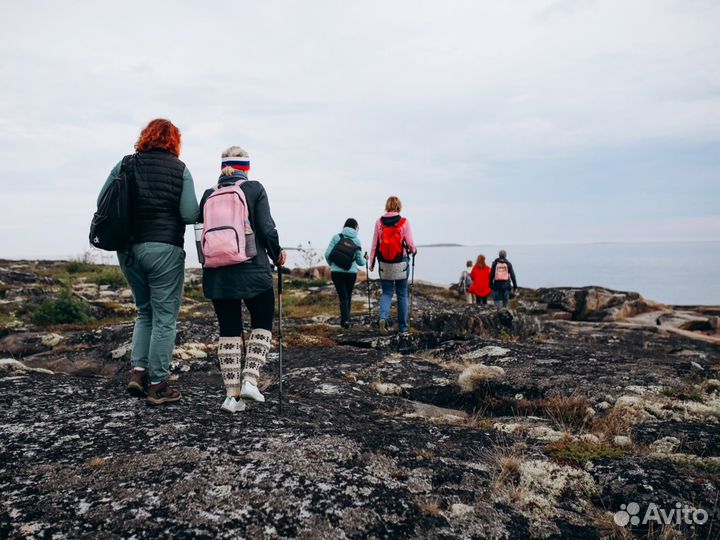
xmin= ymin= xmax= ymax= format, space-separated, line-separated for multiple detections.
xmin=369 ymin=212 xmax=417 ymax=271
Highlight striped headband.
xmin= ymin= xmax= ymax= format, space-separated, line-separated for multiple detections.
xmin=221 ymin=156 xmax=250 ymax=171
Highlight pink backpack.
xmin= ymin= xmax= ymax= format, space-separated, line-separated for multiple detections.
xmin=201 ymin=180 xmax=257 ymax=268
xmin=495 ymin=261 xmax=510 ymax=281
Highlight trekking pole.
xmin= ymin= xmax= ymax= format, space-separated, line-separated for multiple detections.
xmin=409 ymin=253 xmax=416 ymax=325
xmin=364 ymin=252 xmax=371 ymax=323
xmin=277 ymin=265 xmax=283 ymax=415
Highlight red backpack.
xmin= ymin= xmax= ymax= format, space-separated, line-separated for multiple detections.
xmin=378 ymin=217 xmax=406 ymax=263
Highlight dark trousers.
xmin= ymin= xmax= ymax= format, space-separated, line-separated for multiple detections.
xmin=494 ymin=288 xmax=510 ymax=308
xmin=475 ymin=295 xmax=488 ymax=305
xmin=331 ymin=271 xmax=357 ymax=326
xmin=212 ymin=287 xmax=275 ymax=336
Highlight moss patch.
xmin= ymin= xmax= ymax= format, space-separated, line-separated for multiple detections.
xmin=546 ymin=437 xmax=625 ymax=465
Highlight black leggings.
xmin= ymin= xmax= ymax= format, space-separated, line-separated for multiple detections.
xmin=212 ymin=287 xmax=275 ymax=336
xmin=331 ymin=271 xmax=357 ymax=325
xmin=475 ymin=295 xmax=488 ymax=305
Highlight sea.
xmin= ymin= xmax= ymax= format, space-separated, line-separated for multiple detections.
xmin=283 ymin=241 xmax=720 ymax=306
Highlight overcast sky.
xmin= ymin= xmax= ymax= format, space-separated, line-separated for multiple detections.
xmin=0 ymin=0 xmax=718 ymax=262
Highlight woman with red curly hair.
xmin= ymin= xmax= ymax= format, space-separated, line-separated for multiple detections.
xmin=97 ymin=118 xmax=199 ymax=405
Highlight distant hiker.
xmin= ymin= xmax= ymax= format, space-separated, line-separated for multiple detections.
xmin=97 ymin=118 xmax=200 ymax=405
xmin=458 ymin=260 xmax=474 ymax=304
xmin=198 ymin=146 xmax=286 ymax=413
xmin=369 ymin=196 xmax=417 ymax=335
xmin=490 ymin=249 xmax=517 ymax=308
xmin=468 ymin=254 xmax=492 ymax=305
xmin=325 ymin=218 xmax=365 ymax=329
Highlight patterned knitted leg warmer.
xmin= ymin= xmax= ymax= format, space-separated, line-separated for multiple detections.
xmin=243 ymin=329 xmax=272 ymax=386
xmin=218 ymin=336 xmax=244 ymax=396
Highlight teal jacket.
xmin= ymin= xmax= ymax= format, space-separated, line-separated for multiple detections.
xmin=324 ymin=227 xmax=365 ymax=273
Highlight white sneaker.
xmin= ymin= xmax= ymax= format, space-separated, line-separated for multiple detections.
xmin=220 ymin=396 xmax=246 ymax=413
xmin=239 ymin=380 xmax=265 ymax=402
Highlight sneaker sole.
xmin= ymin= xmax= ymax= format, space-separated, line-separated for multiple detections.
xmin=146 ymin=394 xmax=182 ymax=406
xmin=239 ymin=394 xmax=265 ymax=403
xmin=221 ymin=399 xmax=246 ymax=413
xmin=127 ymin=383 xmax=146 ymax=398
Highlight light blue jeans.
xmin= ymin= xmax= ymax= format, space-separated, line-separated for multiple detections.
xmin=379 ymin=278 xmax=409 ymax=332
xmin=118 ymin=242 xmax=185 ymax=383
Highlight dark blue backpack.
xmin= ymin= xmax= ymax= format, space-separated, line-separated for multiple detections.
xmin=328 ymin=234 xmax=359 ymax=270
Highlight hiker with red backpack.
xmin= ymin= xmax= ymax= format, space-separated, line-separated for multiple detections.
xmin=369 ymin=196 xmax=417 ymax=336
xmin=198 ymin=146 xmax=286 ymax=413
xmin=324 ymin=218 xmax=365 ymax=329
xmin=95 ymin=119 xmax=200 ymax=406
xmin=489 ymin=250 xmax=517 ymax=308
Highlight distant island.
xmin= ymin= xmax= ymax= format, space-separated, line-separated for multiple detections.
xmin=416 ymin=243 xmax=464 ymax=248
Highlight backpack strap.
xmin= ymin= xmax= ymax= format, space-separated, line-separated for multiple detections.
xmin=338 ymin=232 xmax=361 ymax=252
xmin=215 ymin=178 xmax=247 ymax=191
xmin=120 ymin=153 xmax=137 ymax=267
xmin=397 ymin=218 xmax=408 ymax=256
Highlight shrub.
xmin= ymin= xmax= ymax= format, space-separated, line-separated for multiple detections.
xmin=287 ymin=278 xmax=329 ymax=288
xmin=184 ymin=282 xmax=207 ymax=303
xmin=65 ymin=252 xmax=97 ymax=273
xmin=31 ymin=290 xmax=91 ymax=327
xmin=89 ymin=267 xmax=127 ymax=288
xmin=65 ymin=260 xmax=96 ymax=273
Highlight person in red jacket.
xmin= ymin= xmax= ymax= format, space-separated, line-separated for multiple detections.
xmin=468 ymin=254 xmax=491 ymax=304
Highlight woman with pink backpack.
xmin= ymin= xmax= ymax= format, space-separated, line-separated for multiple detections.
xmin=198 ymin=146 xmax=286 ymax=413
xmin=369 ymin=196 xmax=417 ymax=335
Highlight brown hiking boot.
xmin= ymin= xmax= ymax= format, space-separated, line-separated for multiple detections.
xmin=127 ymin=369 xmax=149 ymax=397
xmin=146 ymin=380 xmax=182 ymax=405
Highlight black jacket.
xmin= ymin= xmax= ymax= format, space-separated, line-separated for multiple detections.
xmin=199 ymin=171 xmax=281 ymax=299
xmin=131 ymin=149 xmax=186 ymax=247
xmin=490 ymin=257 xmax=517 ymax=291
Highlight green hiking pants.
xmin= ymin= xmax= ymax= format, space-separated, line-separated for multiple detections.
xmin=118 ymin=242 xmax=185 ymax=383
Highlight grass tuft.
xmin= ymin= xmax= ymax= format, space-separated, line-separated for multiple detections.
xmin=88 ymin=267 xmax=127 ymax=288
xmin=419 ymin=499 xmax=442 ymax=517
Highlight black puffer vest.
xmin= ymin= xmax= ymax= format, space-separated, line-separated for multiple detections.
xmin=132 ymin=149 xmax=185 ymax=247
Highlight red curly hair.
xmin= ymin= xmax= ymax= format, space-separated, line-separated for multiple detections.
xmin=135 ymin=119 xmax=181 ymax=157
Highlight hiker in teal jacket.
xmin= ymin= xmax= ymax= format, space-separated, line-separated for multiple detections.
xmin=325 ymin=219 xmax=365 ymax=328
xmin=98 ymin=119 xmax=199 ymax=405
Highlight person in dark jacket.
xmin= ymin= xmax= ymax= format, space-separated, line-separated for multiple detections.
xmin=324 ymin=218 xmax=365 ymax=328
xmin=97 ymin=118 xmax=200 ymax=405
xmin=198 ymin=146 xmax=285 ymax=413
xmin=489 ymin=249 xmax=517 ymax=308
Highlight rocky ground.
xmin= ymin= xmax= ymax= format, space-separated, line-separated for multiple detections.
xmin=1 ymin=259 xmax=719 ymax=540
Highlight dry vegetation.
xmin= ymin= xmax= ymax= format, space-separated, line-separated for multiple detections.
xmin=418 ymin=499 xmax=443 ymax=518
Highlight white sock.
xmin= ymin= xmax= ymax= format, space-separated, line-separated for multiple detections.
xmin=243 ymin=329 xmax=272 ymax=386
xmin=218 ymin=337 xmax=244 ymax=394
xmin=133 ymin=367 xmax=146 ymax=372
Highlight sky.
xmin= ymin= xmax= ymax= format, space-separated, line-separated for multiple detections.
xmin=0 ymin=0 xmax=718 ymax=263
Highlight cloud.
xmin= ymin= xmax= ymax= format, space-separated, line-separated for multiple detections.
xmin=0 ymin=0 xmax=719 ymax=259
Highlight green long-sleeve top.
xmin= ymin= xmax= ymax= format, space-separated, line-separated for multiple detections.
xmin=98 ymin=159 xmax=200 ymax=224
